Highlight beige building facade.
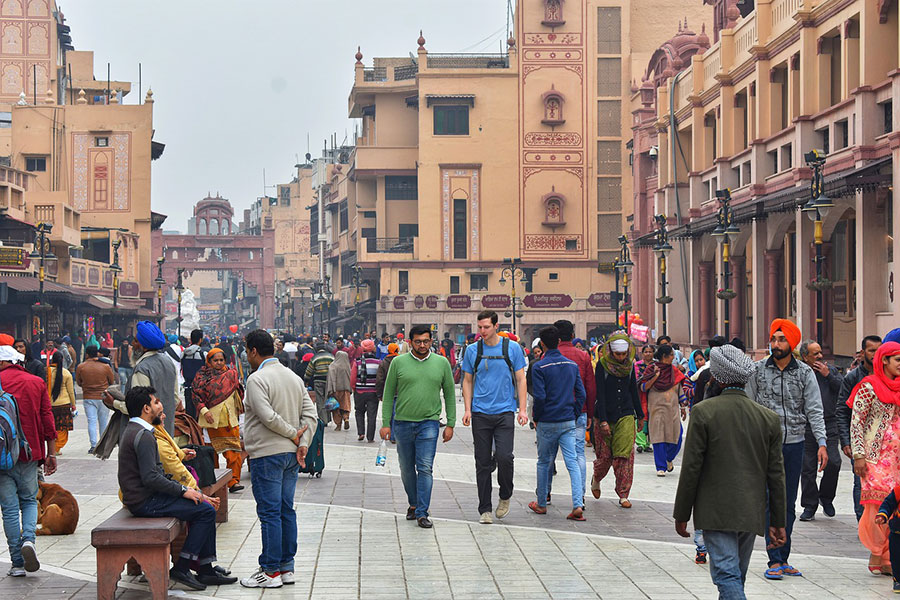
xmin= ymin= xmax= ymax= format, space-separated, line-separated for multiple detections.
xmin=631 ymin=0 xmax=899 ymax=357
xmin=325 ymin=0 xmax=708 ymax=343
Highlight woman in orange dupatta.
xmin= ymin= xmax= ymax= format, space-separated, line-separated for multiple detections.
xmin=849 ymin=341 xmax=900 ymax=575
xmin=193 ymin=348 xmax=245 ymax=492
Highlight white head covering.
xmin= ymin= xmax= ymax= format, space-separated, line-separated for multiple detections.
xmin=0 ymin=346 xmax=24 ymax=363
xmin=609 ymin=339 xmax=630 ymax=352
xmin=531 ymin=338 xmax=541 ymax=349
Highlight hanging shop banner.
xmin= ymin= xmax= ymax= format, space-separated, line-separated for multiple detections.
xmin=481 ymin=294 xmax=511 ymax=309
xmin=446 ymin=295 xmax=472 ymax=309
xmin=587 ymin=292 xmax=612 ymax=308
xmin=523 ymin=294 xmax=572 ymax=309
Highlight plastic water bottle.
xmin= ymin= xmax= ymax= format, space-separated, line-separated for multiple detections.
xmin=375 ymin=439 xmax=388 ymax=468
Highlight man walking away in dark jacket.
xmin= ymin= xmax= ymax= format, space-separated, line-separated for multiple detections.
xmin=798 ymin=340 xmax=843 ymax=522
xmin=675 ymin=345 xmax=786 ymax=600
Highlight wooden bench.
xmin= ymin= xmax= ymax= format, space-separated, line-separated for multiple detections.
xmin=92 ymin=508 xmax=181 ymax=600
xmin=202 ymin=468 xmax=231 ymax=524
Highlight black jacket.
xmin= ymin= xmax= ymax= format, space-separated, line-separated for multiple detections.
xmin=836 ymin=364 xmax=869 ymax=448
xmin=594 ymin=362 xmax=642 ymax=423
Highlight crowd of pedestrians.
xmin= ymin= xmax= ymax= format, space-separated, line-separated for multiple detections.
xmin=5 ymin=316 xmax=900 ymax=599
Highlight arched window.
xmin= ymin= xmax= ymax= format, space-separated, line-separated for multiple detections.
xmin=541 ymin=188 xmax=566 ymax=228
xmin=248 ymin=250 xmax=254 ymax=260
xmin=542 ymin=0 xmax=565 ymax=27
xmin=541 ymin=86 xmax=565 ymax=126
xmin=198 ymin=219 xmax=207 ymax=235
xmin=171 ymin=250 xmax=178 ymax=260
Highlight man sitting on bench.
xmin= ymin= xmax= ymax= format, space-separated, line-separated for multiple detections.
xmin=117 ymin=385 xmax=237 ymax=591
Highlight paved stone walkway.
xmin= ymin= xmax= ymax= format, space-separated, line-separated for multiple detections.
xmin=0 ymin=393 xmax=894 ymax=599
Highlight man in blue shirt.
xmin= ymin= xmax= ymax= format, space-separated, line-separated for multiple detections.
xmin=462 ymin=310 xmax=528 ymax=524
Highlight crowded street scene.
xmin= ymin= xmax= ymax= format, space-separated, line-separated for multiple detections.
xmin=2 ymin=0 xmax=900 ymax=599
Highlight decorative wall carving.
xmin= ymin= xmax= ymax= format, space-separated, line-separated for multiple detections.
xmin=524 ymin=131 xmax=582 ymax=147
xmin=524 ymin=234 xmax=582 ymax=251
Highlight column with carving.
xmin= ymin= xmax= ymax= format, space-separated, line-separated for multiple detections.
xmin=699 ymin=261 xmax=714 ymax=342
xmin=731 ymin=255 xmax=746 ymax=342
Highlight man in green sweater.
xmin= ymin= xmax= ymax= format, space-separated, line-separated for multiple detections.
xmin=674 ymin=344 xmax=787 ymax=599
xmin=380 ymin=324 xmax=456 ymax=529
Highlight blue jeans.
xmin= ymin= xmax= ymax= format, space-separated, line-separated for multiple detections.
xmin=0 ymin=461 xmax=39 ymax=568
xmin=694 ymin=529 xmax=707 ymax=553
xmin=536 ymin=420 xmax=582 ymax=509
xmin=546 ymin=412 xmax=587 ymax=498
xmin=766 ymin=441 xmax=803 ymax=567
xmin=393 ymin=420 xmax=439 ymax=519
xmin=83 ymin=398 xmax=109 ymax=449
xmin=131 ymin=493 xmax=217 ymax=564
xmin=249 ymin=452 xmax=300 ymax=573
xmin=703 ymin=529 xmax=755 ymax=599
xmin=118 ymin=367 xmax=132 ymax=385
xmin=652 ymin=426 xmax=683 ymax=471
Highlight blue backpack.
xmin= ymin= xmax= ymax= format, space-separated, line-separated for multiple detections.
xmin=0 ymin=381 xmax=31 ymax=470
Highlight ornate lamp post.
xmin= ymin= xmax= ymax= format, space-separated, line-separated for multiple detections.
xmin=154 ymin=256 xmax=166 ymax=316
xmin=175 ymin=268 xmax=185 ymax=338
xmin=614 ymin=235 xmax=634 ymax=330
xmin=109 ymin=239 xmax=123 ymax=310
xmin=28 ymin=222 xmax=56 ymax=346
xmin=712 ymin=189 xmax=740 ymax=340
xmin=324 ymin=275 xmax=334 ymax=334
xmin=652 ymin=214 xmax=674 ymax=338
xmin=499 ymin=258 xmax=526 ymax=335
xmin=802 ymin=150 xmax=833 ymax=343
xmin=298 ymin=289 xmax=305 ymax=334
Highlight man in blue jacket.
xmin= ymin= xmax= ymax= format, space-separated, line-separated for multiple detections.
xmin=529 ymin=326 xmax=586 ymax=521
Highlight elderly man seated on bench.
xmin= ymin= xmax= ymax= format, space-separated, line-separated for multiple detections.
xmin=118 ymin=385 xmax=236 ymax=591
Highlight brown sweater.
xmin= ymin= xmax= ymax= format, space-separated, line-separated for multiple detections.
xmin=76 ymin=359 xmax=115 ymax=400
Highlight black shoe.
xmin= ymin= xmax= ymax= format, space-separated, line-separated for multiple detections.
xmin=546 ymin=494 xmax=552 ymax=505
xmin=170 ymin=568 xmax=207 ymax=591
xmin=197 ymin=573 xmax=238 ymax=586
xmin=893 ymin=580 xmax=900 ymax=593
xmin=417 ymin=517 xmax=433 ymax=529
xmin=88 ymin=447 xmax=95 ymax=454
xmin=799 ymin=508 xmax=816 ymax=521
xmin=406 ymin=507 xmax=416 ymax=521
xmin=229 ymin=484 xmax=244 ymax=493
xmin=214 ymin=565 xmax=231 ymax=576
xmin=821 ymin=501 xmax=836 ymax=518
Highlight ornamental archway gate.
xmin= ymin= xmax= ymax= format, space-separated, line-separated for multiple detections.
xmin=151 ymin=228 xmax=276 ymax=329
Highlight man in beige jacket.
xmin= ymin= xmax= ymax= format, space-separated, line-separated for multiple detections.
xmin=239 ymin=330 xmax=317 ymax=590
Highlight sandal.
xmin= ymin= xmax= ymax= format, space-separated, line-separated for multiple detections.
xmin=618 ymin=498 xmax=632 ymax=509
xmin=764 ymin=566 xmax=784 ymax=580
xmin=780 ymin=565 xmax=802 ymax=577
xmin=868 ymin=554 xmax=883 ymax=574
xmin=566 ymin=509 xmax=586 ymax=521
xmin=528 ymin=501 xmax=547 ymax=514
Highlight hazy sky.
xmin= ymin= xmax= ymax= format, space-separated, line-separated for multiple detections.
xmin=64 ymin=0 xmax=511 ymax=232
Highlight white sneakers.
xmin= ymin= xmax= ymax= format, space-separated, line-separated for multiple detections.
xmin=496 ymin=499 xmax=510 ymax=520
xmin=281 ymin=571 xmax=295 ymax=585
xmin=479 ymin=512 xmax=493 ymax=524
xmin=240 ymin=568 xmax=283 ymax=588
xmin=7 ymin=566 xmax=25 ymax=577
xmin=21 ymin=540 xmax=39 ymax=572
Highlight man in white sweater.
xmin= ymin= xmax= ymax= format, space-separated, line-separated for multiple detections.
xmin=239 ymin=330 xmax=318 ymax=590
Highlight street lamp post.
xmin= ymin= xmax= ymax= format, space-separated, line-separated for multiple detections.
xmin=28 ymin=223 xmax=56 ymax=346
xmin=653 ymin=215 xmax=674 ymax=338
xmin=614 ymin=235 xmax=634 ymax=330
xmin=802 ymin=150 xmax=833 ymax=344
xmin=175 ymin=268 xmax=185 ymax=338
xmin=712 ymin=189 xmax=740 ymax=340
xmin=110 ymin=239 xmax=122 ymax=309
xmin=154 ymin=256 xmax=166 ymax=316
xmin=499 ymin=258 xmax=526 ymax=335
xmin=299 ymin=289 xmax=305 ymax=334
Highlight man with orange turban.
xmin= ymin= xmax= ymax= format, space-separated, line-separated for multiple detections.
xmin=745 ymin=318 xmax=827 ymax=581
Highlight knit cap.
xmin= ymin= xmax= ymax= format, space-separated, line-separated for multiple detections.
xmin=709 ymin=345 xmax=755 ymax=386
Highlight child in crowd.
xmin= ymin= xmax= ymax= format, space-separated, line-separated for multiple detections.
xmin=875 ymin=485 xmax=900 ymax=592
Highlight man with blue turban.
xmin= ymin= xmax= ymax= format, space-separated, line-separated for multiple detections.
xmin=125 ymin=321 xmax=181 ymax=435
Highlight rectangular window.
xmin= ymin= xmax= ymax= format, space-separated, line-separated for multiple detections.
xmin=361 ymin=227 xmax=375 ymax=238
xmin=385 ymin=175 xmax=418 ymax=200
xmin=597 ymin=141 xmax=621 ymax=175
xmin=597 ymin=7 xmax=621 ymax=54
xmin=95 ymin=136 xmax=108 ymax=147
xmin=398 ymin=223 xmax=418 ymax=240
xmin=469 ymin=274 xmax=489 ymax=291
xmin=549 ymin=272 xmax=559 ymax=281
xmin=450 ymin=276 xmax=460 ymax=294
xmin=597 ymin=178 xmax=622 ymax=211
xmin=339 ymin=199 xmax=348 ymax=232
xmin=781 ymin=143 xmax=792 ymax=170
xmin=0 ymin=112 xmax=11 ymax=128
xmin=883 ymin=101 xmax=893 ymax=136
xmin=434 ymin=105 xmax=469 ymax=135
xmin=835 ymin=120 xmax=849 ymax=149
xmin=25 ymin=157 xmax=46 ymax=172
xmin=362 ymin=210 xmax=376 ymax=218
xmin=596 ymin=58 xmax=621 ymax=97
xmin=597 ymin=100 xmax=621 ymax=137
xmin=453 ymin=198 xmax=467 ymax=259
xmin=279 ymin=185 xmax=291 ymax=206
xmin=399 ymin=271 xmax=409 ymax=295
xmin=815 ymin=127 xmax=829 ymax=156
xmin=597 ymin=214 xmax=621 ymax=249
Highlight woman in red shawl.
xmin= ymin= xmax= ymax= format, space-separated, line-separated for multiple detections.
xmin=849 ymin=341 xmax=900 ymax=574
xmin=193 ymin=348 xmax=245 ymax=492
xmin=639 ymin=344 xmax=687 ymax=477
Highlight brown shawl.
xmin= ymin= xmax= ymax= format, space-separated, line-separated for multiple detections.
xmin=191 ymin=358 xmax=244 ymax=413
xmin=639 ymin=360 xmax=685 ymax=392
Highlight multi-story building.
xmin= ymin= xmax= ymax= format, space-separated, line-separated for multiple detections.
xmin=332 ymin=1 xmax=708 ymax=342
xmin=0 ymin=1 xmax=164 ymax=340
xmin=631 ymin=0 xmax=898 ymax=357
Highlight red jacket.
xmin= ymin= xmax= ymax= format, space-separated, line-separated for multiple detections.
xmin=0 ymin=364 xmax=54 ymax=462
xmin=558 ymin=341 xmax=595 ymax=418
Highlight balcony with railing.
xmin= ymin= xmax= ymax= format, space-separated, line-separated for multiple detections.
xmin=30 ymin=200 xmax=81 ymax=246
xmin=363 ymin=67 xmax=387 ymax=82
xmin=358 ymin=236 xmax=417 ymax=262
xmin=394 ymin=64 xmax=418 ymax=80
xmin=426 ymin=53 xmax=509 ymax=69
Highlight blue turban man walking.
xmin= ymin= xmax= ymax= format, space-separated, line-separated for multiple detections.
xmin=125 ymin=322 xmax=182 ymax=435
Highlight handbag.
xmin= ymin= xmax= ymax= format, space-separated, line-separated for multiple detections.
xmin=324 ymin=396 xmax=340 ymax=411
